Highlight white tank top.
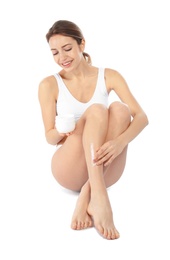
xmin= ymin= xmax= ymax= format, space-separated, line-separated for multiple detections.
xmin=53 ymin=67 xmax=109 ymax=121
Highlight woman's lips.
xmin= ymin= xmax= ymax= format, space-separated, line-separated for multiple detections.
xmin=62 ymin=61 xmax=72 ymax=67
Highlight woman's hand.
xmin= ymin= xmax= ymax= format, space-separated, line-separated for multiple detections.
xmin=58 ymin=131 xmax=74 ymax=137
xmin=94 ymin=138 xmax=126 ymax=167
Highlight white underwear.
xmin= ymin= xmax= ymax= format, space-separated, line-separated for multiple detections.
xmin=56 ymin=144 xmax=62 ymax=151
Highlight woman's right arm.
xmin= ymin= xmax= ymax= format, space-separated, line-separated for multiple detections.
xmin=38 ymin=76 xmax=65 ymax=145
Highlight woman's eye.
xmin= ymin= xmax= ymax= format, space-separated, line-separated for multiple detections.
xmin=52 ymin=47 xmax=72 ymax=56
xmin=65 ymin=48 xmax=72 ymax=52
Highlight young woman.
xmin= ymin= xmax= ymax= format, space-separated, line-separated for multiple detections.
xmin=38 ymin=20 xmax=148 ymax=240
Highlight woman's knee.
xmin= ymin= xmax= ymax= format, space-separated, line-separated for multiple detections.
xmin=109 ymin=101 xmax=131 ymax=124
xmin=85 ymin=104 xmax=108 ymax=122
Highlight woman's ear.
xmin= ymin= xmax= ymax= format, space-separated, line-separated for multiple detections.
xmin=80 ymin=39 xmax=85 ymax=52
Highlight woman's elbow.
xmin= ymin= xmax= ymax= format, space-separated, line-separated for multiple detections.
xmin=143 ymin=112 xmax=149 ymax=127
xmin=45 ymin=132 xmax=57 ymax=146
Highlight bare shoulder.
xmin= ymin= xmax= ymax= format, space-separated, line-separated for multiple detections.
xmin=39 ymin=75 xmax=57 ymax=93
xmin=38 ymin=75 xmax=58 ymax=101
xmin=104 ymin=68 xmax=128 ymax=91
xmin=105 ymin=68 xmax=121 ymax=78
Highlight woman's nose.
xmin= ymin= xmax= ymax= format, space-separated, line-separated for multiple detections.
xmin=58 ymin=51 xmax=67 ymax=61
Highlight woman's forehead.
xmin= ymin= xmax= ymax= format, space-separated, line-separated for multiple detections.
xmin=49 ymin=34 xmax=76 ymax=48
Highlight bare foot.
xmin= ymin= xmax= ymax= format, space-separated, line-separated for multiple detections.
xmin=87 ymin=194 xmax=120 ymax=240
xmin=71 ymin=188 xmax=93 ymax=230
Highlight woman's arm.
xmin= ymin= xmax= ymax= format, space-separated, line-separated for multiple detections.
xmin=38 ymin=76 xmax=65 ymax=145
xmin=106 ymin=68 xmax=149 ymax=146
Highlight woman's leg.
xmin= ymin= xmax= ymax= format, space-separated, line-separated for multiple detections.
xmin=71 ymin=102 xmax=131 ymax=238
xmin=51 ymin=102 xmax=131 ymax=239
xmin=52 ymin=131 xmax=93 ymax=230
xmin=85 ymin=102 xmax=131 ymax=239
xmin=51 ymin=104 xmax=108 ymax=231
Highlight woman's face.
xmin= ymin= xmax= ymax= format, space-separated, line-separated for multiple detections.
xmin=49 ymin=34 xmax=85 ymax=70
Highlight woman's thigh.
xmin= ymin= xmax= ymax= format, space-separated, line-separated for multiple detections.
xmin=51 ymin=132 xmax=88 ymax=191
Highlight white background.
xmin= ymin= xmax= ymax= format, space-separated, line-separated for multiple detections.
xmin=0 ymin=0 xmax=169 ymax=259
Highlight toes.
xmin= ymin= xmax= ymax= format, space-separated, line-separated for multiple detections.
xmin=84 ymin=221 xmax=90 ymax=229
xmin=71 ymin=222 xmax=77 ymax=230
xmin=104 ymin=228 xmax=114 ymax=240
xmin=106 ymin=229 xmax=112 ymax=240
xmin=86 ymin=219 xmax=93 ymax=228
xmin=96 ymin=224 xmax=104 ymax=237
xmin=71 ymin=221 xmax=81 ymax=230
xmin=89 ymin=220 xmax=93 ymax=228
xmin=72 ymin=220 xmax=93 ymax=230
xmin=115 ymin=230 xmax=120 ymax=239
xmin=112 ymin=227 xmax=120 ymax=239
xmin=110 ymin=228 xmax=120 ymax=240
xmin=76 ymin=221 xmax=83 ymax=230
xmin=82 ymin=220 xmax=93 ymax=229
xmin=96 ymin=225 xmax=120 ymax=240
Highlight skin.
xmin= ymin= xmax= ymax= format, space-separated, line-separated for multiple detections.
xmin=38 ymin=34 xmax=149 ymax=240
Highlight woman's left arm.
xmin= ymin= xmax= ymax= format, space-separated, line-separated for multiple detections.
xmin=107 ymin=68 xmax=149 ymax=145
xmin=94 ymin=68 xmax=149 ymax=166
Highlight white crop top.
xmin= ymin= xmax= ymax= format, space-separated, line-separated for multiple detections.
xmin=54 ymin=67 xmax=109 ymax=122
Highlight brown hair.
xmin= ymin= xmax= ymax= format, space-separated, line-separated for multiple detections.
xmin=46 ymin=20 xmax=91 ymax=64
